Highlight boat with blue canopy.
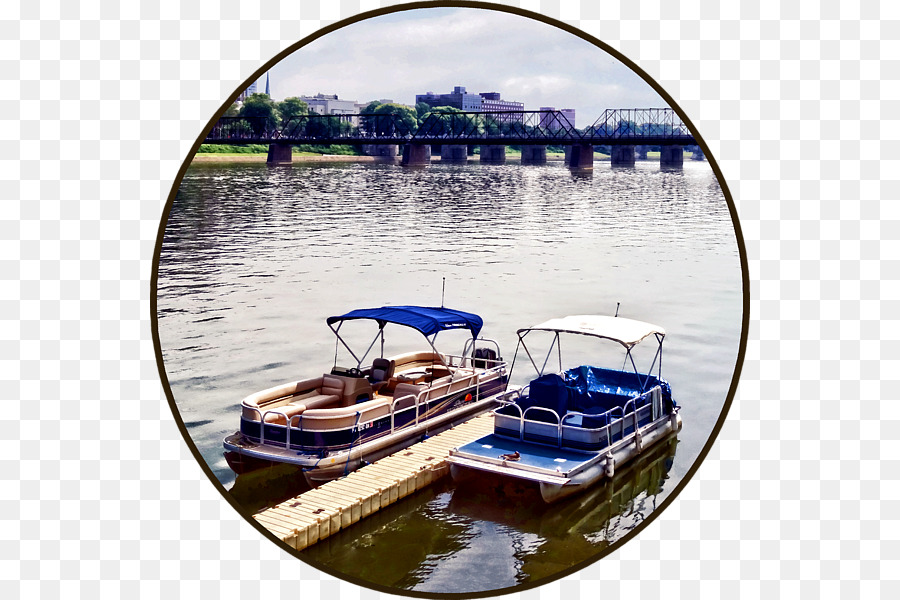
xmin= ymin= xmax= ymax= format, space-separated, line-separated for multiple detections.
xmin=447 ymin=314 xmax=681 ymax=503
xmin=224 ymin=305 xmax=509 ymax=485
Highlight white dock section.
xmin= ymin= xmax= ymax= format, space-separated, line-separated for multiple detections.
xmin=252 ymin=413 xmax=494 ymax=550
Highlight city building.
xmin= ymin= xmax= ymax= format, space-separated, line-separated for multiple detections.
xmin=479 ymin=92 xmax=524 ymax=112
xmin=238 ymin=80 xmax=257 ymax=101
xmin=539 ymin=106 xmax=576 ymax=131
xmin=415 ymin=86 xmax=485 ymax=111
xmin=301 ymin=93 xmax=360 ymax=117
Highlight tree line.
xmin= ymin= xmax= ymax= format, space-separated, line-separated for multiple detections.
xmin=217 ymin=94 xmax=703 ymax=157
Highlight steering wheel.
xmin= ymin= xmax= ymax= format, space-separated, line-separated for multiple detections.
xmin=348 ymin=367 xmax=362 ymax=377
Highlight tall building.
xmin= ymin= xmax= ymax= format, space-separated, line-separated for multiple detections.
xmin=539 ymin=107 xmax=576 ymax=131
xmin=238 ymin=80 xmax=258 ymax=101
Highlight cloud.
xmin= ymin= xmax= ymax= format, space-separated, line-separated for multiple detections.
xmin=263 ymin=7 xmax=667 ymax=127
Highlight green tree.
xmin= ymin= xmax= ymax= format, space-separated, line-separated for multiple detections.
xmin=238 ymin=93 xmax=279 ymax=135
xmin=415 ymin=102 xmax=432 ymax=124
xmin=420 ymin=106 xmax=478 ymax=137
xmin=305 ymin=115 xmax=352 ymax=139
xmin=362 ymin=100 xmax=382 ymax=114
xmin=223 ymin=102 xmax=240 ymax=117
xmin=360 ymin=102 xmax=417 ymax=137
xmin=277 ymin=97 xmax=309 ymax=122
xmin=374 ymin=103 xmax=417 ymax=135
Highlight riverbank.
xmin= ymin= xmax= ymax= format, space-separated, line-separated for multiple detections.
xmin=191 ymin=150 xmax=704 ymax=164
xmin=192 ymin=154 xmax=379 ymax=163
xmin=191 ymin=152 xmax=578 ymax=164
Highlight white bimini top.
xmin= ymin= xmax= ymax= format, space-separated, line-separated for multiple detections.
xmin=517 ymin=315 xmax=665 ymax=349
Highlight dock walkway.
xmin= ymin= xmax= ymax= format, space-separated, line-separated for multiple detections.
xmin=252 ymin=413 xmax=494 ymax=550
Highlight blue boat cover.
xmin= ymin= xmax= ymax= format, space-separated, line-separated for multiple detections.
xmin=563 ymin=365 xmax=673 ymax=413
xmin=326 ymin=306 xmax=483 ymax=338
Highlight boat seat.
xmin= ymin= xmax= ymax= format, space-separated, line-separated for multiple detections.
xmin=522 ymin=373 xmax=568 ymax=422
xmin=300 ymin=397 xmax=391 ymax=430
xmin=368 ymin=357 xmax=395 ymax=393
xmin=262 ymin=393 xmax=341 ymax=424
xmin=392 ymin=382 xmax=423 ymax=410
xmin=252 ymin=374 xmax=345 ymax=424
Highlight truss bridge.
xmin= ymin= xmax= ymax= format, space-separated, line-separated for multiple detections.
xmin=203 ymin=108 xmax=697 ymax=169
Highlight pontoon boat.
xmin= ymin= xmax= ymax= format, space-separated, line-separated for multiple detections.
xmin=223 ymin=305 xmax=509 ymax=485
xmin=448 ymin=315 xmax=681 ymax=503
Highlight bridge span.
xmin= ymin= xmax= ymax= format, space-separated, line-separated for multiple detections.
xmin=203 ymin=108 xmax=698 ymax=169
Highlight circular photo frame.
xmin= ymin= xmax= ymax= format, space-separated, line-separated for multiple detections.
xmin=152 ymin=2 xmax=748 ymax=597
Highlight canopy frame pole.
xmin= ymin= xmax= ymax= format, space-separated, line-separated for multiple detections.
xmin=539 ymin=332 xmax=559 ymax=377
xmin=425 ymin=332 xmax=454 ymax=382
xmin=626 ymin=348 xmax=642 ymax=389
xmin=518 ymin=331 xmax=543 ymax=377
xmin=508 ymin=338 xmax=522 ymax=381
xmin=656 ymin=333 xmax=664 ymax=380
xmin=328 ymin=321 xmax=363 ymax=368
xmin=357 ymin=325 xmax=385 ymax=369
xmin=631 ymin=336 xmax=664 ymax=392
xmin=640 ymin=335 xmax=664 ymax=391
xmin=557 ymin=332 xmax=563 ymax=373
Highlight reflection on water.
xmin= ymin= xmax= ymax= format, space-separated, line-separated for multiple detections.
xmin=303 ymin=436 xmax=678 ymax=593
xmin=156 ymin=159 xmax=741 ymax=592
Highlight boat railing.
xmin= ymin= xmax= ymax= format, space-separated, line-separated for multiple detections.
xmin=252 ymin=407 xmax=287 ymax=447
xmin=245 ymin=361 xmax=509 ymax=449
xmin=504 ymin=385 xmax=664 ymax=451
xmin=522 ymin=406 xmax=563 ymax=448
xmin=442 ymin=352 xmax=506 ymax=370
xmin=390 ymin=360 xmax=507 ymax=431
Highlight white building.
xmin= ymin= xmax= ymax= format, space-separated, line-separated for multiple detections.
xmin=301 ymin=93 xmax=359 ymax=116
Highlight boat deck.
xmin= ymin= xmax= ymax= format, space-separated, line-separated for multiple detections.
xmin=453 ymin=433 xmax=597 ymax=475
xmin=251 ymin=412 xmax=496 ymax=551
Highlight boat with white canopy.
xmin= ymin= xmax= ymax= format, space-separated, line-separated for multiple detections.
xmin=447 ymin=314 xmax=681 ymax=503
xmin=223 ymin=305 xmax=509 ymax=485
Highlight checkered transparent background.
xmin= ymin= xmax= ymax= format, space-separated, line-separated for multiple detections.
xmin=2 ymin=0 xmax=894 ymax=598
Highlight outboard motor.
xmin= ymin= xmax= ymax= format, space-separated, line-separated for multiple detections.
xmin=473 ymin=348 xmax=498 ymax=368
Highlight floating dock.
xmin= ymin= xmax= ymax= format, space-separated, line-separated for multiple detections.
xmin=252 ymin=413 xmax=495 ymax=550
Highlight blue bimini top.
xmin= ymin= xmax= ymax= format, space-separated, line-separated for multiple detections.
xmin=326 ymin=306 xmax=483 ymax=339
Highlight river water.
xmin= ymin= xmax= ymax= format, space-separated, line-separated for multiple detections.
xmin=155 ymin=157 xmax=743 ymax=594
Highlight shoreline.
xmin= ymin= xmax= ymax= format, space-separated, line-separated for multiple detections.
xmin=191 ymin=154 xmax=378 ymax=163
xmin=190 ymin=153 xmax=572 ymax=164
xmin=188 ymin=152 xmax=705 ymax=165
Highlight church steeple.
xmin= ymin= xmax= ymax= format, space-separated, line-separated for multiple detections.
xmin=265 ymin=73 xmax=270 ymax=96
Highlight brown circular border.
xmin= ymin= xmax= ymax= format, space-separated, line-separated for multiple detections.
xmin=150 ymin=2 xmax=750 ymax=597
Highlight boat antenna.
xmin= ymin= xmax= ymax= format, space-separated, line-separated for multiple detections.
xmin=615 ymin=302 xmax=620 ymax=317
xmin=441 ymin=277 xmax=446 ymax=308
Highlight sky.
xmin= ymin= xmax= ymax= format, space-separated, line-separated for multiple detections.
xmin=254 ymin=7 xmax=668 ymax=128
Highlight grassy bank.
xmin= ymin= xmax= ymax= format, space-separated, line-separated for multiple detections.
xmin=197 ymin=143 xmax=363 ymax=156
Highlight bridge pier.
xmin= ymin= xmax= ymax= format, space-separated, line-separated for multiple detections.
xmin=610 ymin=145 xmax=635 ymax=167
xmin=267 ymin=143 xmax=292 ymax=164
xmin=401 ymin=143 xmax=431 ymax=167
xmin=479 ymin=145 xmax=506 ymax=163
xmin=364 ymin=144 xmax=400 ymax=163
xmin=567 ymin=144 xmax=594 ymax=170
xmin=520 ymin=146 xmax=547 ymax=165
xmin=660 ymin=145 xmax=683 ymax=168
xmin=441 ymin=145 xmax=468 ymax=163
